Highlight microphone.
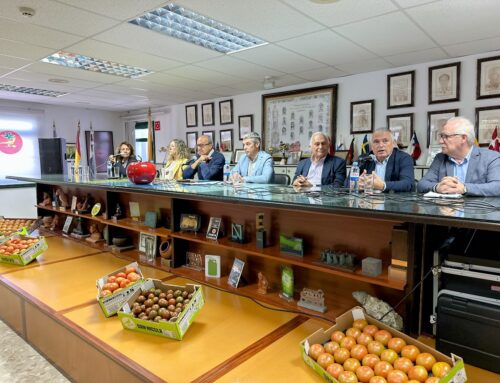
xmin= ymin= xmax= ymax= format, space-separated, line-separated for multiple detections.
xmin=358 ymin=153 xmax=374 ymax=166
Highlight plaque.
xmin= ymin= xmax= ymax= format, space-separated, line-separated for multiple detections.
xmin=279 ymin=266 xmax=294 ymax=302
xmin=279 ymin=234 xmax=304 ymax=257
xmin=205 ymin=254 xmax=221 ymax=278
xmin=91 ymin=203 xmax=101 ymax=217
xmin=144 ymin=211 xmax=158 ymax=228
xmin=230 ymin=223 xmax=245 ymax=243
xmin=70 ymin=196 xmax=78 ymax=212
xmin=228 ymin=258 xmax=245 ymax=288
xmin=129 ymin=202 xmax=140 ymax=221
xmin=256 ymin=213 xmax=266 ymax=248
xmin=180 ymin=214 xmax=201 ymax=232
xmin=62 ymin=216 xmax=73 ymax=234
xmin=206 ymin=217 xmax=222 ymax=240
xmin=297 ymin=288 xmax=327 ymax=313
xmin=184 ymin=252 xmax=204 ymax=271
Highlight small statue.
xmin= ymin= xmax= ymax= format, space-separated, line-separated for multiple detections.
xmin=112 ymin=203 xmax=123 ymax=220
xmin=55 ymin=189 xmax=69 ymax=209
xmin=42 ymin=216 xmax=53 ymax=228
xmin=40 ymin=192 xmax=52 ymax=207
xmin=76 ymin=194 xmax=91 ymax=213
xmin=257 ymin=271 xmax=269 ymax=295
xmin=86 ymin=223 xmax=103 ymax=243
xmin=50 ymin=215 xmax=59 ymax=231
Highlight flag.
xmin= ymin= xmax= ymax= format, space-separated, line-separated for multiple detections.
xmin=74 ymin=120 xmax=81 ymax=177
xmin=361 ymin=134 xmax=370 ymax=155
xmin=147 ymin=108 xmax=154 ymax=162
xmin=329 ymin=138 xmax=335 ymax=156
xmin=52 ymin=120 xmax=57 ymax=138
xmin=489 ymin=126 xmax=500 ymax=152
xmin=346 ymin=137 xmax=355 ymax=165
xmin=409 ymin=131 xmax=421 ymax=161
xmin=88 ymin=122 xmax=97 ymax=178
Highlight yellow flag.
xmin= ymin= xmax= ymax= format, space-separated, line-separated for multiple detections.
xmin=147 ymin=108 xmax=153 ymax=162
xmin=74 ymin=120 xmax=81 ymax=178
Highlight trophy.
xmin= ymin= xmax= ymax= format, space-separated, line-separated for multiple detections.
xmin=256 ymin=212 xmax=266 ymax=248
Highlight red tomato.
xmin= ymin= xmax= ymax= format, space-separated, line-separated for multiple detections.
xmin=424 ymin=378 xmax=439 ymax=383
xmin=346 ymin=327 xmax=362 ymax=339
xmin=431 ymin=361 xmax=451 ymax=378
xmin=317 ymin=352 xmax=335 ymax=369
xmin=367 ymin=341 xmax=385 ymax=356
xmin=334 ymin=348 xmax=351 ymax=364
xmin=331 ymin=330 xmax=346 ymax=343
xmin=324 ymin=341 xmax=340 ymax=355
xmin=350 ymin=344 xmax=368 ymax=361
xmin=352 ymin=319 xmax=369 ymax=331
xmin=343 ymin=358 xmax=361 ymax=372
xmin=338 ymin=370 xmax=359 ymax=383
xmin=386 ymin=369 xmax=409 ymax=383
xmin=393 ymin=357 xmax=414 ymax=374
xmin=309 ymin=343 xmax=324 ymax=360
xmin=355 ymin=365 xmax=374 ymax=383
xmin=101 ymin=289 xmax=112 ymax=297
xmin=341 ymin=336 xmax=357 ymax=351
xmin=362 ymin=354 xmax=380 ymax=369
xmin=326 ymin=363 xmax=344 ymax=379
xmin=380 ymin=349 xmax=398 ymax=365
xmin=374 ymin=330 xmax=393 ymax=346
xmin=127 ymin=272 xmax=141 ymax=282
xmin=107 ymin=275 xmax=117 ymax=283
xmin=363 ymin=325 xmax=379 ymax=337
xmin=125 ymin=266 xmax=136 ymax=275
xmin=415 ymin=353 xmax=436 ymax=371
xmin=388 ymin=337 xmax=407 ymax=353
xmin=115 ymin=272 xmax=126 ymax=279
xmin=374 ymin=361 xmax=393 ymax=378
xmin=357 ymin=333 xmax=373 ymax=346
xmin=401 ymin=345 xmax=420 ymax=362
xmin=408 ymin=365 xmax=428 ymax=382
xmin=369 ymin=377 xmax=387 ymax=383
xmin=119 ymin=279 xmax=130 ymax=288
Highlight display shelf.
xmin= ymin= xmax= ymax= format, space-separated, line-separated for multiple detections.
xmin=39 ymin=227 xmax=107 ymax=252
xmin=171 ymin=231 xmax=405 ymax=291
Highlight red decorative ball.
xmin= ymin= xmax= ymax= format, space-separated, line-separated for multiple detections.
xmin=127 ymin=162 xmax=157 ymax=184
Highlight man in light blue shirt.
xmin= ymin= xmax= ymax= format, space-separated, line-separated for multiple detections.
xmin=230 ymin=132 xmax=274 ymax=183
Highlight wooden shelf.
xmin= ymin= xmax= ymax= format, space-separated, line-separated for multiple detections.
xmin=39 ymin=227 xmax=107 ymax=252
xmin=171 ymin=231 xmax=406 ymax=291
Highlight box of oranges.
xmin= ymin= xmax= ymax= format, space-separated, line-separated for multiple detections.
xmin=300 ymin=306 xmax=466 ymax=383
xmin=0 ymin=234 xmax=48 ymax=265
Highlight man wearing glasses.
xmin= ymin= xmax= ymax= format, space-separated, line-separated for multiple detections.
xmin=418 ymin=117 xmax=500 ymax=196
xmin=183 ymin=135 xmax=225 ymax=180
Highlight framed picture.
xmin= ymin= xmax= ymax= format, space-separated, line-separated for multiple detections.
xmin=139 ymin=232 xmax=157 ymax=253
xmin=221 ymin=151 xmax=233 ymax=164
xmin=477 ymin=55 xmax=500 ymax=99
xmin=219 ymin=99 xmax=233 ymax=125
xmin=202 ymin=102 xmax=214 ymax=126
xmin=387 ymin=70 xmax=415 ymax=108
xmin=475 ymin=106 xmax=500 ymax=146
xmin=426 ymin=145 xmax=442 ymax=166
xmin=186 ymin=131 xmax=198 ymax=152
xmin=219 ymin=129 xmax=233 ymax=152
xmin=262 ymin=85 xmax=338 ymax=155
xmin=234 ymin=149 xmax=245 ymax=163
xmin=202 ymin=130 xmax=215 ymax=145
xmin=85 ymin=131 xmax=114 ymax=173
xmin=65 ymin=142 xmax=75 ymax=160
xmin=228 ymin=258 xmax=245 ymax=288
xmin=429 ymin=62 xmax=460 ymax=104
xmin=185 ymin=104 xmax=198 ymax=127
xmin=286 ymin=151 xmax=302 ymax=165
xmin=387 ymin=113 xmax=413 ymax=148
xmin=335 ymin=150 xmax=349 ymax=160
xmin=350 ymin=100 xmax=374 ymax=134
xmin=427 ymin=109 xmax=459 ymax=147
xmin=238 ymin=114 xmax=253 ymax=139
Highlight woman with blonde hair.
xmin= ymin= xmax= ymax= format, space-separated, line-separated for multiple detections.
xmin=164 ymin=139 xmax=191 ymax=180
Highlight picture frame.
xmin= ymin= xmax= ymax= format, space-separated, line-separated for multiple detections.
xmin=219 ymin=129 xmax=233 ymax=152
xmin=426 ymin=145 xmax=442 ymax=167
xmin=387 ymin=70 xmax=415 ymax=108
xmin=219 ymin=99 xmax=234 ymax=125
xmin=221 ymin=151 xmax=233 ymax=164
xmin=202 ymin=130 xmax=215 ymax=145
xmin=228 ymin=258 xmax=245 ymax=288
xmin=477 ymin=55 xmax=500 ymax=99
xmin=350 ymin=100 xmax=374 ymax=134
xmin=139 ymin=232 xmax=157 ymax=255
xmin=427 ymin=109 xmax=459 ymax=147
xmin=286 ymin=151 xmax=302 ymax=165
xmin=262 ymin=85 xmax=338 ymax=155
xmin=233 ymin=149 xmax=245 ymax=163
xmin=65 ymin=142 xmax=76 ymax=160
xmin=206 ymin=217 xmax=222 ymax=240
xmin=205 ymin=254 xmax=221 ymax=278
xmin=475 ymin=106 xmax=500 ymax=146
xmin=334 ymin=150 xmax=349 ymax=160
xmin=186 ymin=131 xmax=198 ymax=153
xmin=429 ymin=62 xmax=460 ymax=104
xmin=202 ymin=102 xmax=214 ymax=126
xmin=238 ymin=114 xmax=253 ymax=139
xmin=185 ymin=104 xmax=198 ymax=127
xmin=387 ymin=113 xmax=414 ymax=148
xmin=85 ymin=131 xmax=114 ymax=173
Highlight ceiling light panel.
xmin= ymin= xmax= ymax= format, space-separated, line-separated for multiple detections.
xmin=0 ymin=84 xmax=67 ymax=97
xmin=41 ymin=51 xmax=152 ymax=79
xmin=129 ymin=3 xmax=267 ymax=54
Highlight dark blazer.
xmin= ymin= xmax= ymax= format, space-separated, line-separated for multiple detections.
xmin=183 ymin=151 xmax=225 ymax=181
xmin=293 ymin=154 xmax=346 ymax=188
xmin=417 ymin=146 xmax=500 ymax=196
xmin=114 ymin=155 xmax=138 ymax=178
xmin=360 ymin=149 xmax=415 ymax=192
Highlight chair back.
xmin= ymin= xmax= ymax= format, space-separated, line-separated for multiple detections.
xmin=273 ymin=173 xmax=290 ymax=185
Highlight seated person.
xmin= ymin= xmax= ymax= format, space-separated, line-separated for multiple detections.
xmin=357 ymin=128 xmax=415 ymax=192
xmin=183 ymin=135 xmax=225 ymax=181
xmin=230 ymin=132 xmax=274 ymax=183
xmin=109 ymin=141 xmax=138 ymax=178
xmin=164 ymin=139 xmax=190 ymax=180
xmin=417 ymin=117 xmax=500 ymax=196
xmin=292 ymin=132 xmax=346 ymax=188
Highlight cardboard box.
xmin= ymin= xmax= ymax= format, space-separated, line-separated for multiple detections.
xmin=96 ymin=261 xmax=144 ymax=317
xmin=0 ymin=235 xmax=48 ymax=265
xmin=0 ymin=218 xmax=37 ymax=239
xmin=300 ymin=306 xmax=467 ymax=383
xmin=118 ymin=279 xmax=204 ymax=340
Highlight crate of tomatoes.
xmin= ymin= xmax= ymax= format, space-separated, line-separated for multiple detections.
xmin=0 ymin=218 xmax=37 ymax=239
xmin=96 ymin=261 xmax=144 ymax=317
xmin=0 ymin=234 xmax=48 ymax=265
xmin=300 ymin=306 xmax=467 ymax=383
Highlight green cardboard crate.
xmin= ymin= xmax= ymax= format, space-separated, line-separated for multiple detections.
xmin=0 ymin=235 xmax=47 ymax=265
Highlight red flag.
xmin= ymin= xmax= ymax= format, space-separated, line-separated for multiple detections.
xmin=346 ymin=137 xmax=355 ymax=165
xmin=409 ymin=131 xmax=421 ymax=161
xmin=489 ymin=127 xmax=500 ymax=152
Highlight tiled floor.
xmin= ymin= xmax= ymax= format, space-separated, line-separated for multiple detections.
xmin=0 ymin=319 xmax=69 ymax=383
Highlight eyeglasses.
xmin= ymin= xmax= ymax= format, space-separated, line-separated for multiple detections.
xmin=196 ymin=143 xmax=211 ymax=147
xmin=372 ymin=139 xmax=391 ymax=146
xmin=439 ymin=133 xmax=462 ymax=140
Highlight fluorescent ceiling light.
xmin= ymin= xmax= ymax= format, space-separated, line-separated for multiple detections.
xmin=41 ymin=51 xmax=152 ymax=79
xmin=0 ymin=84 xmax=67 ymax=97
xmin=129 ymin=3 xmax=267 ymax=54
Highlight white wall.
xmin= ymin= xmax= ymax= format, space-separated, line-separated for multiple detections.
xmin=170 ymin=49 xmax=500 ymax=165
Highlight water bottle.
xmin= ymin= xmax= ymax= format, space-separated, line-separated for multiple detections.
xmin=350 ymin=161 xmax=360 ymax=193
xmin=107 ymin=159 xmax=114 ymax=178
xmin=223 ymin=163 xmax=231 ymax=182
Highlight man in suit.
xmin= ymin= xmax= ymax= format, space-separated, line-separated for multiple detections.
xmin=417 ymin=117 xmax=500 ymax=196
xmin=293 ymin=132 xmax=346 ymax=187
xmin=230 ymin=132 xmax=274 ymax=183
xmin=183 ymin=135 xmax=225 ymax=181
xmin=359 ymin=128 xmax=415 ymax=192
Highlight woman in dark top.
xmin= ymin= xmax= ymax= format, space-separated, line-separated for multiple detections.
xmin=109 ymin=141 xmax=138 ymax=177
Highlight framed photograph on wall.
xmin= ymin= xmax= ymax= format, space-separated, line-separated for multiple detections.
xmin=219 ymin=99 xmax=233 ymax=125
xmin=219 ymin=129 xmax=233 ymax=152
xmin=429 ymin=62 xmax=460 ymax=104
xmin=202 ymin=102 xmax=214 ymax=126
xmin=387 ymin=113 xmax=413 ymax=148
xmin=85 ymin=131 xmax=114 ymax=173
xmin=238 ymin=115 xmax=253 ymax=139
xmin=202 ymin=130 xmax=215 ymax=145
xmin=350 ymin=100 xmax=374 ymax=134
xmin=65 ymin=142 xmax=76 ymax=160
xmin=262 ymin=85 xmax=338 ymax=155
xmin=477 ymin=55 xmax=500 ymax=99
xmin=186 ymin=131 xmax=198 ymax=153
xmin=234 ymin=149 xmax=245 ymax=163
xmin=427 ymin=109 xmax=459 ymax=147
xmin=387 ymin=70 xmax=415 ymax=108
xmin=475 ymin=106 xmax=500 ymax=146
xmin=185 ymin=104 xmax=198 ymax=127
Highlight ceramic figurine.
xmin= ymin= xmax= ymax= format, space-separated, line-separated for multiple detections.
xmin=40 ymin=192 xmax=52 ymax=207
xmin=257 ymin=272 xmax=269 ymax=295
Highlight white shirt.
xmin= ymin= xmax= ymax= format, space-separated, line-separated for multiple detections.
xmin=306 ymin=156 xmax=326 ymax=186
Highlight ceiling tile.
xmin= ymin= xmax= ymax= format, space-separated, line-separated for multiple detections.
xmin=334 ymin=12 xmax=436 ymax=56
xmin=228 ymin=80 xmax=264 ymax=92
xmin=56 ymin=0 xmax=167 ymax=20
xmin=196 ymin=56 xmax=285 ymax=81
xmin=26 ymin=62 xmax=126 ymax=84
xmin=282 ymin=0 xmax=397 ymax=27
xmin=443 ymin=36 xmax=500 ymax=58
xmin=137 ymin=72 xmax=217 ymax=91
xmin=392 ymin=0 xmax=441 ymax=8
xmin=3 ymin=69 xmax=102 ymax=89
xmin=165 ymin=66 xmax=244 ymax=86
xmin=0 ymin=38 xmax=54 ymax=61
xmin=206 ymin=86 xmax=240 ymax=97
xmin=294 ymin=66 xmax=347 ymax=82
xmin=335 ymin=58 xmax=393 ymax=75
xmin=277 ymin=30 xmax=376 ymax=66
xmin=0 ymin=55 xmax=31 ymax=70
xmin=385 ymin=48 xmax=448 ymax=67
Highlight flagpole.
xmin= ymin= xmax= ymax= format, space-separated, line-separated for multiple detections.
xmin=147 ymin=108 xmax=153 ymax=162
xmin=74 ymin=120 xmax=81 ymax=179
